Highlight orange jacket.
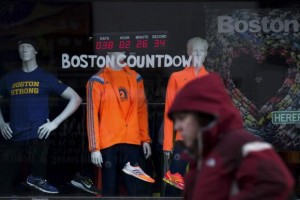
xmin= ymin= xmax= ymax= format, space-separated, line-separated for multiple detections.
xmin=86 ymin=66 xmax=150 ymax=152
xmin=163 ymin=66 xmax=209 ymax=151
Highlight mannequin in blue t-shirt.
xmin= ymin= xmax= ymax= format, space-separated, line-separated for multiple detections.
xmin=0 ymin=38 xmax=82 ymax=195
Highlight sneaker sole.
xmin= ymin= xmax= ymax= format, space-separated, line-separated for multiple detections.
xmin=162 ymin=177 xmax=184 ymax=190
xmin=70 ymin=180 xmax=99 ymax=195
xmin=122 ymin=168 xmax=154 ymax=183
xmin=26 ymin=181 xmax=59 ymax=194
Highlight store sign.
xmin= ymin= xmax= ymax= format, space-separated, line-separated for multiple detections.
xmin=61 ymin=54 xmax=200 ymax=68
xmin=272 ymin=111 xmax=300 ymax=124
xmin=62 ymin=31 xmax=204 ymax=68
xmin=218 ymin=15 xmax=300 ymax=33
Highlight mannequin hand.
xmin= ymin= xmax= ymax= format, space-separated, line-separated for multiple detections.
xmin=0 ymin=123 xmax=12 ymax=140
xmin=91 ymin=151 xmax=103 ymax=167
xmin=38 ymin=119 xmax=58 ymax=139
xmin=142 ymin=142 xmax=152 ymax=159
xmin=164 ymin=151 xmax=171 ymax=160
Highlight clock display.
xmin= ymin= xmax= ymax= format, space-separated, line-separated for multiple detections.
xmin=93 ymin=31 xmax=168 ymax=52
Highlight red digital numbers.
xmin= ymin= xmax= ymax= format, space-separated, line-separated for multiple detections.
xmin=95 ymin=41 xmax=114 ymax=50
xmin=95 ymin=38 xmax=167 ymax=50
xmin=154 ymin=39 xmax=166 ymax=48
xmin=136 ymin=40 xmax=148 ymax=48
xmin=119 ymin=40 xmax=131 ymax=49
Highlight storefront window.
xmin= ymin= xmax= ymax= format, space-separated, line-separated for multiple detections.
xmin=0 ymin=1 xmax=300 ymax=198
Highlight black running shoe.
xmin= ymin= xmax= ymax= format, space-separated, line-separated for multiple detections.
xmin=70 ymin=173 xmax=101 ymax=195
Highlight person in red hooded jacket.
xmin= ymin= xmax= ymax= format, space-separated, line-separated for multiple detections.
xmin=167 ymin=73 xmax=295 ymax=200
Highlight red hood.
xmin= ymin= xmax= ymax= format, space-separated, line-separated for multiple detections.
xmin=168 ymin=73 xmax=243 ymax=154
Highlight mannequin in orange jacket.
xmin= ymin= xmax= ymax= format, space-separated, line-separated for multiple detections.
xmin=89 ymin=52 xmax=152 ymax=167
xmin=163 ymin=37 xmax=209 ymax=196
xmin=164 ymin=38 xmax=209 ymax=157
xmin=86 ymin=51 xmax=152 ymax=196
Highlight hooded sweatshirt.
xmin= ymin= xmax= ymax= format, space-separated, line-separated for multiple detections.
xmin=168 ymin=73 xmax=294 ymax=200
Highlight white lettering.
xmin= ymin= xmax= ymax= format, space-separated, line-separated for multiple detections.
xmin=80 ymin=55 xmax=88 ymax=68
xmin=106 ymin=55 xmax=114 ymax=68
xmin=96 ymin=56 xmax=105 ymax=68
xmin=218 ymin=15 xmax=300 ymax=33
xmin=71 ymin=56 xmax=80 ymax=68
xmin=88 ymin=55 xmax=97 ymax=67
xmin=145 ymin=54 xmax=155 ymax=68
xmin=136 ymin=35 xmax=148 ymax=39
xmin=99 ymin=37 xmax=109 ymax=40
xmin=272 ymin=112 xmax=300 ymax=124
xmin=218 ymin=16 xmax=234 ymax=33
xmin=285 ymin=114 xmax=291 ymax=122
xmin=270 ymin=19 xmax=284 ymax=32
xmin=234 ymin=20 xmax=248 ymax=33
xmin=61 ymin=54 xmax=198 ymax=69
xmin=173 ymin=56 xmax=182 ymax=67
xmin=120 ymin=36 xmax=130 ymax=39
xmin=285 ymin=19 xmax=299 ymax=32
xmin=127 ymin=55 xmax=137 ymax=67
xmin=274 ymin=114 xmax=281 ymax=123
xmin=152 ymin=35 xmax=166 ymax=39
xmin=249 ymin=19 xmax=261 ymax=32
xmin=62 ymin=54 xmax=70 ymax=69
xmin=261 ymin=17 xmax=270 ymax=32
xmin=136 ymin=56 xmax=145 ymax=68
xmin=182 ymin=55 xmax=192 ymax=67
xmin=155 ymin=55 xmax=164 ymax=68
xmin=164 ymin=54 xmax=173 ymax=68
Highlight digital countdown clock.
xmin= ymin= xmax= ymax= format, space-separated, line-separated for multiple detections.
xmin=92 ymin=31 xmax=168 ymax=52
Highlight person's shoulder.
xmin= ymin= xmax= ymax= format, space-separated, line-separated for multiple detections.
xmin=135 ymin=72 xmax=143 ymax=83
xmin=36 ymin=67 xmax=61 ymax=81
xmin=215 ymin=129 xmax=260 ymax=156
xmin=34 ymin=67 xmax=52 ymax=76
xmin=224 ymin=129 xmax=259 ymax=145
xmin=123 ymin=66 xmax=137 ymax=75
xmin=2 ymin=68 xmax=22 ymax=79
xmin=172 ymin=67 xmax=187 ymax=75
xmin=8 ymin=68 xmax=23 ymax=74
xmin=169 ymin=68 xmax=186 ymax=80
xmin=88 ymin=68 xmax=105 ymax=84
xmin=124 ymin=67 xmax=143 ymax=82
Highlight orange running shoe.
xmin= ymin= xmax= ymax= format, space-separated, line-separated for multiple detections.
xmin=163 ymin=170 xmax=184 ymax=190
xmin=122 ymin=162 xmax=155 ymax=183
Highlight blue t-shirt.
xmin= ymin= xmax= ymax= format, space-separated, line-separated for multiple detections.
xmin=0 ymin=67 xmax=68 ymax=141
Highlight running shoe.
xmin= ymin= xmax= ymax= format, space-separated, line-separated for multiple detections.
xmin=163 ymin=170 xmax=184 ymax=190
xmin=122 ymin=162 xmax=155 ymax=183
xmin=26 ymin=174 xmax=59 ymax=194
xmin=70 ymin=172 xmax=101 ymax=195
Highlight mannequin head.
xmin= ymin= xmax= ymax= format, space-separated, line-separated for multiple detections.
xmin=107 ymin=52 xmax=126 ymax=70
xmin=18 ymin=38 xmax=38 ymax=63
xmin=18 ymin=43 xmax=38 ymax=62
xmin=187 ymin=37 xmax=208 ymax=67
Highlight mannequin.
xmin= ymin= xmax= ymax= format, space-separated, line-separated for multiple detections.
xmin=0 ymin=37 xmax=82 ymax=194
xmin=163 ymin=37 xmax=209 ymax=196
xmin=86 ymin=52 xmax=151 ymax=196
